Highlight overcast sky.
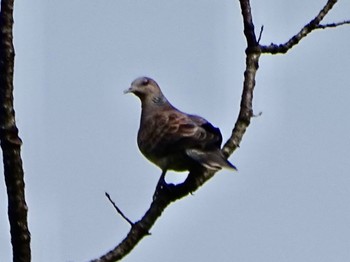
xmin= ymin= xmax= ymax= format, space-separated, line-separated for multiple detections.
xmin=1 ymin=1 xmax=350 ymax=261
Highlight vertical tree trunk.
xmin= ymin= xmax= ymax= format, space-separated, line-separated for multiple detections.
xmin=0 ymin=0 xmax=31 ymax=261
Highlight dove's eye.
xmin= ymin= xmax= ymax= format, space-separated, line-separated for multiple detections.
xmin=141 ymin=78 xmax=149 ymax=86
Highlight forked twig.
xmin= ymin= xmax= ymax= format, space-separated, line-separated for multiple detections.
xmin=260 ymin=0 xmax=347 ymax=54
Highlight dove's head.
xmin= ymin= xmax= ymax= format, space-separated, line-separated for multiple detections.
xmin=124 ymin=77 xmax=167 ymax=105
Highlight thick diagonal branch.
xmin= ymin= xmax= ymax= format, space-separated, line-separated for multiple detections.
xmin=0 ymin=0 xmax=31 ymax=261
xmin=92 ymin=168 xmax=215 ymax=262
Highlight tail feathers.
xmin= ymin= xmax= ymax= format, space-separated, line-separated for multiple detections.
xmin=186 ymin=149 xmax=237 ymax=171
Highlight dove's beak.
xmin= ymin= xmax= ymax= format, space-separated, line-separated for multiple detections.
xmin=123 ymin=87 xmax=133 ymax=94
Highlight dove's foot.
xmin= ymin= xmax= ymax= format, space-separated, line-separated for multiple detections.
xmin=153 ymin=171 xmax=175 ymax=200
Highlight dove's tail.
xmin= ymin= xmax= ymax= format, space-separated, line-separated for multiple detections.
xmin=186 ymin=149 xmax=237 ymax=171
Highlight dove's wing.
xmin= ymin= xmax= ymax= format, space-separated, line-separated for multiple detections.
xmin=138 ymin=109 xmax=222 ymax=157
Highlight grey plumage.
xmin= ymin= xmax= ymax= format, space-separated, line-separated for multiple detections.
xmin=124 ymin=76 xmax=237 ymax=179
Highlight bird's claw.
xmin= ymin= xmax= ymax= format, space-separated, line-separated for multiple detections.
xmin=153 ymin=178 xmax=175 ymax=200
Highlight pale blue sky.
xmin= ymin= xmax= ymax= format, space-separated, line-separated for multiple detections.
xmin=1 ymin=1 xmax=350 ymax=261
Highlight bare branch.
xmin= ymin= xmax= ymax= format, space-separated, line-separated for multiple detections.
xmin=260 ymin=0 xmax=342 ymax=54
xmin=91 ymin=3 xmax=260 ymax=262
xmin=0 ymin=0 xmax=31 ymax=261
xmin=91 ymin=0 xmax=349 ymax=261
xmin=92 ymin=1 xmax=261 ymax=261
xmin=105 ymin=192 xmax=135 ymax=228
xmin=317 ymin=20 xmax=350 ymax=29
xmin=92 ymin=169 xmax=215 ymax=262
xmin=257 ymin=25 xmax=264 ymax=43
xmin=222 ymin=0 xmax=260 ymax=157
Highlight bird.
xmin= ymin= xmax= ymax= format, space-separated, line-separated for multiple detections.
xmin=124 ymin=76 xmax=237 ymax=183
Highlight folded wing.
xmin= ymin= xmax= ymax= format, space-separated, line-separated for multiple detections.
xmin=138 ymin=109 xmax=236 ymax=170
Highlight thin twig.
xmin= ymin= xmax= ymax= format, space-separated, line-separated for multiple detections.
xmin=253 ymin=111 xmax=262 ymax=118
xmin=317 ymin=20 xmax=350 ymax=29
xmin=260 ymin=0 xmax=342 ymax=54
xmin=105 ymin=192 xmax=134 ymax=227
xmin=257 ymin=25 xmax=264 ymax=43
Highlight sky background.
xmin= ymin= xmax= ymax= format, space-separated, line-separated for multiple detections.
xmin=1 ymin=1 xmax=350 ymax=261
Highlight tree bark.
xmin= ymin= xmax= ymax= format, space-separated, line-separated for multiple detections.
xmin=0 ymin=0 xmax=31 ymax=261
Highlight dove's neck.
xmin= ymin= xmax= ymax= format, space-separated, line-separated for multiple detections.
xmin=151 ymin=95 xmax=168 ymax=105
xmin=141 ymin=94 xmax=174 ymax=113
xmin=145 ymin=94 xmax=169 ymax=107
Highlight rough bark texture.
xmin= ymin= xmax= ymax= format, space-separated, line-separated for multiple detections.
xmin=0 ymin=0 xmax=31 ymax=261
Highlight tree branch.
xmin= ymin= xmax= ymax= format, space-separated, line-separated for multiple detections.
xmin=91 ymin=1 xmax=259 ymax=261
xmin=0 ymin=0 xmax=31 ymax=261
xmin=316 ymin=20 xmax=350 ymax=29
xmin=105 ymin=192 xmax=135 ymax=228
xmin=260 ymin=0 xmax=342 ymax=54
xmin=91 ymin=0 xmax=349 ymax=261
xmin=222 ymin=0 xmax=260 ymax=157
xmin=92 ymin=168 xmax=215 ymax=262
